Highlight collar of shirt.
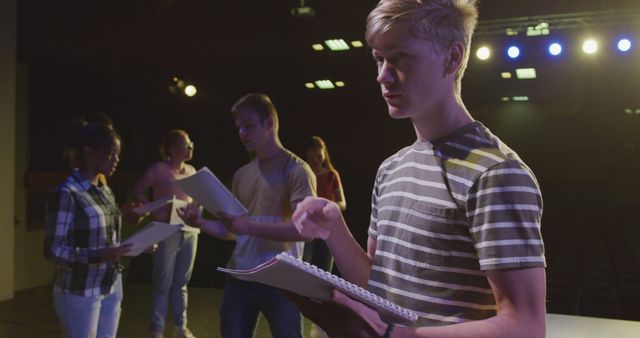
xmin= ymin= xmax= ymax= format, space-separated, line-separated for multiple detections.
xmin=71 ymin=169 xmax=102 ymax=192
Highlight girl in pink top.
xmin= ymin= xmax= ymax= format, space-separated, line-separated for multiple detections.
xmin=302 ymin=136 xmax=347 ymax=338
xmin=301 ymin=135 xmax=346 ymax=269
xmin=131 ymin=129 xmax=198 ymax=338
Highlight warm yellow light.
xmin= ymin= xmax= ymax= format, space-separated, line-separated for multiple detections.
xmin=505 ymin=28 xmax=518 ymax=36
xmin=501 ymin=72 xmax=512 ymax=79
xmin=476 ymin=46 xmax=491 ymax=60
xmin=305 ymin=83 xmax=315 ymax=89
xmin=351 ymin=41 xmax=364 ymax=48
xmin=312 ymin=44 xmax=324 ymax=51
xmin=335 ymin=81 xmax=345 ymax=87
xmin=582 ymin=39 xmax=598 ymax=54
xmin=184 ymin=85 xmax=197 ymax=97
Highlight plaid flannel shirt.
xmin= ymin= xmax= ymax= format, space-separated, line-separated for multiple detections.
xmin=43 ymin=170 xmax=123 ymax=297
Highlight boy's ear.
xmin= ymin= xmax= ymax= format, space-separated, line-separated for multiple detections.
xmin=445 ymin=42 xmax=465 ymax=76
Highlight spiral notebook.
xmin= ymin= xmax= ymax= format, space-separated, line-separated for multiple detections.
xmin=218 ymin=252 xmax=419 ymax=325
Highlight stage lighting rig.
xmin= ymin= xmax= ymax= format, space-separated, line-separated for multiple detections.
xmin=291 ymin=0 xmax=315 ymax=18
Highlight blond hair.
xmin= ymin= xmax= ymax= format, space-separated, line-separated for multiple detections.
xmin=366 ymin=0 xmax=478 ymax=95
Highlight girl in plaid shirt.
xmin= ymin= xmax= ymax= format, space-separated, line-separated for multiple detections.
xmin=44 ymin=122 xmax=131 ymax=338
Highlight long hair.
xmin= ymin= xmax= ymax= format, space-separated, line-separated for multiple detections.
xmin=302 ymin=136 xmax=336 ymax=171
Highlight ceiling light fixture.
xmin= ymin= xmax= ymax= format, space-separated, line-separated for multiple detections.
xmin=325 ymin=39 xmax=350 ymax=51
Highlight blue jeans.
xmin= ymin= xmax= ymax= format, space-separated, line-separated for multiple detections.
xmin=53 ymin=274 xmax=123 ymax=338
xmin=150 ymin=231 xmax=198 ymax=333
xmin=220 ymin=275 xmax=303 ymax=338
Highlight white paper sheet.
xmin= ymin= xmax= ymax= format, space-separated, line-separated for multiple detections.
xmin=122 ymin=222 xmax=181 ymax=256
xmin=169 ymin=197 xmax=200 ymax=233
xmin=132 ymin=195 xmax=173 ymax=215
xmin=174 ymin=167 xmax=247 ymax=216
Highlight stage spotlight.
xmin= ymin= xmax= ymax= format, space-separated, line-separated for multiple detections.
xmin=476 ymin=46 xmax=491 ymax=60
xmin=507 ymin=46 xmax=520 ymax=59
xmin=184 ymin=85 xmax=197 ymax=97
xmin=548 ymin=42 xmax=562 ymax=56
xmin=582 ymin=39 xmax=598 ymax=54
xmin=617 ymin=38 xmax=632 ymax=52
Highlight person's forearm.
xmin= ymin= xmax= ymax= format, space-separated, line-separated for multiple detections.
xmin=335 ymin=187 xmax=347 ymax=211
xmin=393 ymin=312 xmax=545 ymax=338
xmin=326 ymin=224 xmax=372 ymax=287
xmin=245 ymin=220 xmax=307 ymax=242
xmin=131 ymin=194 xmax=148 ymax=204
xmin=200 ymin=220 xmax=235 ymax=240
xmin=130 ymin=188 xmax=148 ymax=204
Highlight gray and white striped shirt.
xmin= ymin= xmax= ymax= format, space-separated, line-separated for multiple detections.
xmin=368 ymin=122 xmax=545 ymax=326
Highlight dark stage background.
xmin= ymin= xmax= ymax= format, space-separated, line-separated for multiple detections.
xmin=17 ymin=0 xmax=640 ymax=321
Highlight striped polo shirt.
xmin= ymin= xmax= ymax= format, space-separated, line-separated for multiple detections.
xmin=368 ymin=121 xmax=545 ymax=326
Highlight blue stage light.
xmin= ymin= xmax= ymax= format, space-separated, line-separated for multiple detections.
xmin=548 ymin=42 xmax=562 ymax=56
xmin=507 ymin=46 xmax=520 ymax=59
xmin=617 ymin=38 xmax=632 ymax=52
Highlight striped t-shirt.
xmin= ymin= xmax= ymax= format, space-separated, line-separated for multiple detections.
xmin=368 ymin=122 xmax=545 ymax=326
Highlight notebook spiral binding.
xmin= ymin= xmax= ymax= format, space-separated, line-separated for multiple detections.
xmin=276 ymin=252 xmax=419 ymax=323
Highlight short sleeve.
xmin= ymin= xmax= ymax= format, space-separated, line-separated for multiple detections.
xmin=287 ymin=163 xmax=316 ymax=210
xmin=467 ymin=160 xmax=545 ymax=271
xmin=368 ymin=165 xmax=384 ymax=240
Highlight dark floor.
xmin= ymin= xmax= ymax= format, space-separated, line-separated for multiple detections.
xmin=0 ymin=283 xmax=312 ymax=338
xmin=3 ymin=283 xmax=640 ymax=338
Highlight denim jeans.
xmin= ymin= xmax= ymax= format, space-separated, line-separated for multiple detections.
xmin=53 ymin=274 xmax=123 ymax=338
xmin=150 ymin=231 xmax=198 ymax=333
xmin=220 ymin=275 xmax=303 ymax=338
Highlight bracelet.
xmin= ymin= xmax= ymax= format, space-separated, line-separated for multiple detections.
xmin=383 ymin=323 xmax=395 ymax=338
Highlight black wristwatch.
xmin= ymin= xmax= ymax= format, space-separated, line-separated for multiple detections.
xmin=383 ymin=323 xmax=395 ymax=338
